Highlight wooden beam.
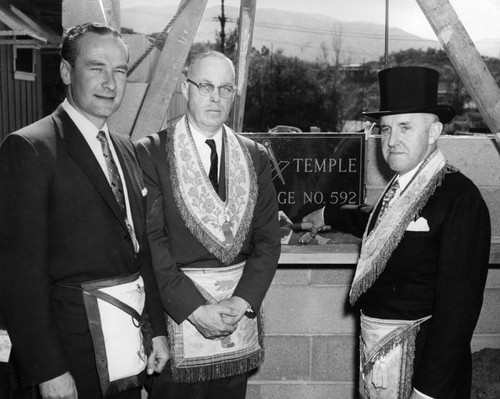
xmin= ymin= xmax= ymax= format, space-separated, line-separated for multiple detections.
xmin=99 ymin=0 xmax=120 ymax=30
xmin=416 ymin=0 xmax=500 ymax=143
xmin=130 ymin=0 xmax=208 ymax=140
xmin=231 ymin=0 xmax=256 ymax=132
xmin=62 ymin=0 xmax=120 ymax=32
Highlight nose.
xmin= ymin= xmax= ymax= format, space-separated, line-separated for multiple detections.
xmin=102 ymin=70 xmax=116 ymax=91
xmin=387 ymin=129 xmax=400 ymax=147
xmin=209 ymin=88 xmax=221 ymax=102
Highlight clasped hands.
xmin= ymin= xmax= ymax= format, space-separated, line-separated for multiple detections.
xmin=188 ymin=296 xmax=250 ymax=339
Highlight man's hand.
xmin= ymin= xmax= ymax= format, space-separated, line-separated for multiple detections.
xmin=188 ymin=303 xmax=238 ymax=339
xmin=147 ymin=335 xmax=169 ymax=375
xmin=219 ymin=296 xmax=250 ymax=325
xmin=301 ymin=207 xmax=329 ymax=236
xmin=39 ymin=372 xmax=78 ymax=399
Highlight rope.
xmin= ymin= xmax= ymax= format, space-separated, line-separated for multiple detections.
xmin=127 ymin=0 xmax=192 ymax=77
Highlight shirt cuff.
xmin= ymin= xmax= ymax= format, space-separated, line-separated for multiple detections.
xmin=413 ymin=388 xmax=434 ymax=399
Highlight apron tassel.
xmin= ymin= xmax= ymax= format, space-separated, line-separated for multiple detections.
xmin=372 ymin=358 xmax=388 ymax=389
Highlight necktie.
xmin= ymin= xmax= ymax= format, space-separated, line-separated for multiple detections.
xmin=97 ymin=131 xmax=139 ymax=252
xmin=97 ymin=131 xmax=126 ymax=214
xmin=377 ymin=180 xmax=400 ymax=222
xmin=205 ymin=139 xmax=219 ymax=193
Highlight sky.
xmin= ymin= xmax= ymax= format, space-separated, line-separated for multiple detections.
xmin=122 ymin=0 xmax=500 ymax=42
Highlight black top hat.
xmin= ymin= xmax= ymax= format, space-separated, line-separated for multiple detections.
xmin=363 ymin=66 xmax=456 ymax=124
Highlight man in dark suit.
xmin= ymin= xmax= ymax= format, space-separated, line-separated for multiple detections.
xmin=303 ymin=66 xmax=490 ymax=399
xmin=136 ymin=51 xmax=281 ymax=399
xmin=0 ymin=23 xmax=168 ymax=399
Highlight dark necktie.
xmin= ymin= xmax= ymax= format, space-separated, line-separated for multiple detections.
xmin=377 ymin=180 xmax=400 ymax=223
xmin=97 ymin=131 xmax=126 ymax=214
xmin=205 ymin=139 xmax=219 ymax=193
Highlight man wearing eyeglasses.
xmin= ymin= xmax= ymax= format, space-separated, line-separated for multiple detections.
xmin=136 ymin=51 xmax=281 ymax=399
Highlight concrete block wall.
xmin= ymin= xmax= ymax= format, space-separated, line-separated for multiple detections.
xmin=247 ymin=267 xmax=500 ymax=399
xmin=248 ymin=267 xmax=359 ymax=399
xmin=247 ymin=135 xmax=500 ymax=399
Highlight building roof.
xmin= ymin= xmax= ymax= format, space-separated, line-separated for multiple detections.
xmin=0 ymin=2 xmax=60 ymax=46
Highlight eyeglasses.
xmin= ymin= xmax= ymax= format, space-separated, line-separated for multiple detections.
xmin=187 ymin=79 xmax=236 ymax=99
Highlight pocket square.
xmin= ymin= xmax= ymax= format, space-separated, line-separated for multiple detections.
xmin=141 ymin=187 xmax=148 ymax=197
xmin=406 ymin=217 xmax=429 ymax=232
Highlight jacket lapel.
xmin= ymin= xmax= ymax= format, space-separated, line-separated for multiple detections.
xmin=52 ymin=106 xmax=129 ymax=233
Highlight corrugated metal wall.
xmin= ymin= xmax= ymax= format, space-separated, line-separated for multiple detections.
xmin=0 ymin=43 xmax=43 ymax=141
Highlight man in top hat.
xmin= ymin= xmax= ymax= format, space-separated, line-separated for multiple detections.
xmin=302 ymin=66 xmax=490 ymax=398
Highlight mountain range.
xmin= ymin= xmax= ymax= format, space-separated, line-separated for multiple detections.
xmin=121 ymin=4 xmax=499 ymax=64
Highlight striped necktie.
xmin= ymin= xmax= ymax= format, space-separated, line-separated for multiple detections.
xmin=97 ymin=131 xmax=126 ymax=214
xmin=377 ymin=180 xmax=400 ymax=222
xmin=97 ymin=131 xmax=139 ymax=252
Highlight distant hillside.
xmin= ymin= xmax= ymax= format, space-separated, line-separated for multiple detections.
xmin=121 ymin=5 xmax=497 ymax=63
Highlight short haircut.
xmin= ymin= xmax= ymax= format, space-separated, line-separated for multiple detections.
xmin=423 ymin=113 xmax=440 ymax=125
xmin=187 ymin=50 xmax=235 ymax=80
xmin=61 ymin=22 xmax=123 ymax=66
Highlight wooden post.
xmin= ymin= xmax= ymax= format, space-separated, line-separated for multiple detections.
xmin=231 ymin=0 xmax=256 ymax=132
xmin=130 ymin=0 xmax=208 ymax=140
xmin=416 ymin=0 xmax=500 ymax=143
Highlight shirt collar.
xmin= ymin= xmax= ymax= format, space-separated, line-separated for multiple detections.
xmin=62 ymin=98 xmax=109 ymax=139
xmin=188 ymin=119 xmax=223 ymax=149
xmin=396 ymin=160 xmax=425 ymax=191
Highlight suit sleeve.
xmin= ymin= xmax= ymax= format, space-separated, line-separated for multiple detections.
xmin=136 ymin=207 xmax=168 ymax=337
xmin=412 ymin=191 xmax=490 ymax=397
xmin=0 ymin=134 xmax=69 ymax=384
xmin=136 ymin=138 xmax=207 ymax=324
xmin=232 ymin=141 xmax=281 ymax=312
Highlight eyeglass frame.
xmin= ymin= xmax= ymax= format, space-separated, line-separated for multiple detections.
xmin=186 ymin=78 xmax=236 ymax=99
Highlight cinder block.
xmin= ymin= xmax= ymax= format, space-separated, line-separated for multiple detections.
xmin=365 ymin=137 xmax=392 ymax=187
xmin=482 ymin=189 xmax=500 ymax=239
xmin=252 ymin=336 xmax=311 ymax=381
xmin=486 ymin=269 xmax=500 ymax=287
xmin=475 ymin=287 xmax=500 ymax=333
xmin=471 ymin=334 xmax=500 ymax=353
xmin=439 ymin=137 xmax=500 ymax=187
xmin=263 ymin=286 xmax=357 ymax=335
xmin=246 ymin=383 xmax=262 ymax=399
xmin=365 ymin=188 xmax=383 ymax=206
xmin=311 ymin=335 xmax=358 ymax=382
xmin=247 ymin=382 xmax=356 ymax=399
xmin=310 ymin=267 xmax=355 ymax=285
xmin=271 ymin=268 xmax=311 ymax=286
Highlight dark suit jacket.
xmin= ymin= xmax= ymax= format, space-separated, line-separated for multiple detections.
xmin=136 ymin=128 xmax=281 ymax=324
xmin=325 ymin=169 xmax=491 ymax=399
xmin=0 ymin=105 xmax=166 ymax=391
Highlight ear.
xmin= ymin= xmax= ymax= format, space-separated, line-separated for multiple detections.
xmin=60 ymin=59 xmax=72 ymax=85
xmin=181 ymin=78 xmax=189 ymax=101
xmin=428 ymin=121 xmax=443 ymax=145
